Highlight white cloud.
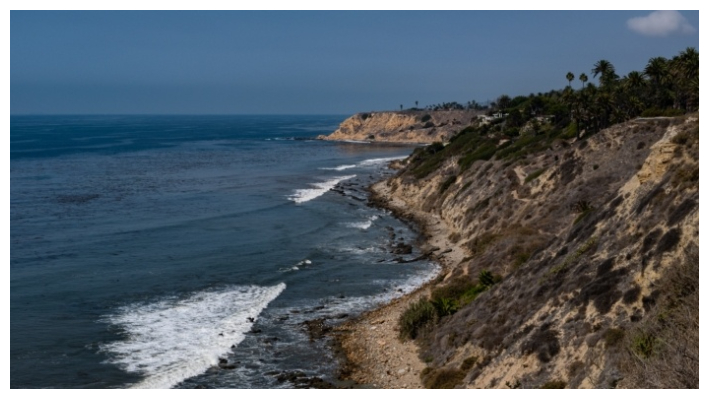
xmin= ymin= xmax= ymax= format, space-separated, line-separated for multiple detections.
xmin=627 ymin=11 xmax=696 ymax=37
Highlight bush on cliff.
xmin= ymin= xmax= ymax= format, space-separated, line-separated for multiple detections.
xmin=399 ymin=271 xmax=501 ymax=341
xmin=399 ymin=298 xmax=438 ymax=340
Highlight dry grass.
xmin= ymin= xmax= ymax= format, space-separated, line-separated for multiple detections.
xmin=618 ymin=245 xmax=698 ymax=388
xmin=421 ymin=367 xmax=466 ymax=389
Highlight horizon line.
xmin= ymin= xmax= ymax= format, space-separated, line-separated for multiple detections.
xmin=10 ymin=112 xmax=355 ymax=116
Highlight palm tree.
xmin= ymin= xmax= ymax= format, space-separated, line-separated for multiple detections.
xmin=415 ymin=100 xmax=419 ymax=109
xmin=671 ymin=47 xmax=699 ymax=111
xmin=643 ymin=57 xmax=668 ymax=86
xmin=496 ymin=95 xmax=511 ymax=113
xmin=579 ymin=73 xmax=588 ymax=89
xmin=562 ymin=87 xmax=582 ymax=138
xmin=400 ymin=104 xmax=403 ymax=111
xmin=592 ymin=60 xmax=618 ymax=87
xmin=644 ymin=57 xmax=670 ymax=109
xmin=625 ymin=71 xmax=645 ymax=91
xmin=675 ymin=47 xmax=699 ymax=81
xmin=566 ymin=72 xmax=575 ymax=88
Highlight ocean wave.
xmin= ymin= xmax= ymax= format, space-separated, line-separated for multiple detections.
xmin=288 ymin=175 xmax=356 ymax=204
xmin=275 ymin=262 xmax=441 ymax=322
xmin=278 ymin=259 xmax=312 ymax=273
xmin=336 ymin=245 xmax=384 ymax=255
xmin=317 ymin=156 xmax=407 ymax=173
xmin=357 ymin=156 xmax=408 ymax=167
xmin=319 ymin=164 xmax=357 ymax=171
xmin=346 ymin=215 xmax=379 ymax=230
xmin=100 ymin=283 xmax=286 ymax=389
xmin=337 ymin=262 xmax=442 ymax=312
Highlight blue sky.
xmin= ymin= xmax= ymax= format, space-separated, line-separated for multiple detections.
xmin=10 ymin=10 xmax=699 ymax=114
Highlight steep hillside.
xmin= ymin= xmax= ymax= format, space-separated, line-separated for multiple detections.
xmin=339 ymin=115 xmax=698 ymax=389
xmin=318 ymin=110 xmax=482 ymax=144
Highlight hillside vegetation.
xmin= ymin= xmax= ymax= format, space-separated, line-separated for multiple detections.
xmin=355 ymin=49 xmax=699 ymax=389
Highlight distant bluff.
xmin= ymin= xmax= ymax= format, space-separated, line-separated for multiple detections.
xmin=318 ymin=110 xmax=483 ymax=144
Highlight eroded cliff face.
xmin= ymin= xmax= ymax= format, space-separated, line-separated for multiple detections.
xmin=380 ymin=115 xmax=698 ymax=388
xmin=318 ymin=110 xmax=481 ymax=144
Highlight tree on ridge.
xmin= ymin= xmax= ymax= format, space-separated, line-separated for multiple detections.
xmin=566 ymin=72 xmax=575 ymax=88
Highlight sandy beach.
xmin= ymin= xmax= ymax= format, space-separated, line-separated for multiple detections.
xmin=333 ymin=178 xmax=469 ymax=389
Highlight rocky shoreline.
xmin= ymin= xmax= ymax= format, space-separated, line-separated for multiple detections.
xmin=328 ymin=175 xmax=469 ymax=389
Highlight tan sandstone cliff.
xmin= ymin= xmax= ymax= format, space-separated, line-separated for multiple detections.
xmin=337 ymin=114 xmax=699 ymax=389
xmin=318 ymin=110 xmax=482 ymax=144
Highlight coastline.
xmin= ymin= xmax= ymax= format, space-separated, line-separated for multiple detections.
xmin=331 ymin=176 xmax=469 ymax=389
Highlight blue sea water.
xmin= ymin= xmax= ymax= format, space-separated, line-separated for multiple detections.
xmin=10 ymin=115 xmax=438 ymax=388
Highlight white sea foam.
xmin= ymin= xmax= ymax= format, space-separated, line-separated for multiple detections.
xmin=288 ymin=175 xmax=356 ymax=204
xmin=341 ymin=139 xmax=370 ymax=144
xmin=357 ymin=262 xmax=441 ymax=306
xmin=317 ymin=156 xmax=406 ymax=172
xmin=278 ymin=259 xmax=312 ymax=273
xmin=336 ymin=245 xmax=384 ymax=255
xmin=276 ymin=262 xmax=441 ymax=321
xmin=357 ymin=156 xmax=408 ymax=167
xmin=100 ymin=283 xmax=286 ymax=389
xmin=346 ymin=215 xmax=379 ymax=230
xmin=319 ymin=164 xmax=357 ymax=171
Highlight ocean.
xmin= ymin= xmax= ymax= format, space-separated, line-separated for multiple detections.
xmin=10 ymin=115 xmax=438 ymax=388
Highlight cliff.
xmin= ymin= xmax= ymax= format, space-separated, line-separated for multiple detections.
xmin=318 ymin=110 xmax=482 ymax=144
xmin=338 ymin=114 xmax=699 ymax=389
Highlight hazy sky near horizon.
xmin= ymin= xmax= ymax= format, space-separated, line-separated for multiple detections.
xmin=11 ymin=10 xmax=699 ymax=114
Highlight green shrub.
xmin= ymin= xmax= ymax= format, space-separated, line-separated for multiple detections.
xmin=458 ymin=284 xmax=487 ymax=306
xmin=558 ymin=122 xmax=577 ymax=139
xmin=458 ymin=143 xmax=497 ymax=171
xmin=421 ymin=114 xmax=432 ymax=122
xmin=410 ymin=142 xmax=447 ymax=178
xmin=478 ymin=270 xmax=495 ymax=288
xmin=429 ymin=273 xmax=499 ymax=313
xmin=524 ymin=168 xmax=546 ymax=184
xmin=632 ymin=331 xmax=657 ymax=358
xmin=451 ymin=126 xmax=476 ymax=140
xmin=504 ymin=127 xmax=521 ymax=137
xmin=495 ymin=133 xmax=548 ymax=160
xmin=399 ymin=298 xmax=438 ymax=340
xmin=433 ymin=297 xmax=458 ymax=317
xmin=426 ymin=141 xmax=445 ymax=154
xmin=431 ymin=277 xmax=477 ymax=304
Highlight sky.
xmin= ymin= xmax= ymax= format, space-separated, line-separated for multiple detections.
xmin=10 ymin=10 xmax=700 ymax=115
